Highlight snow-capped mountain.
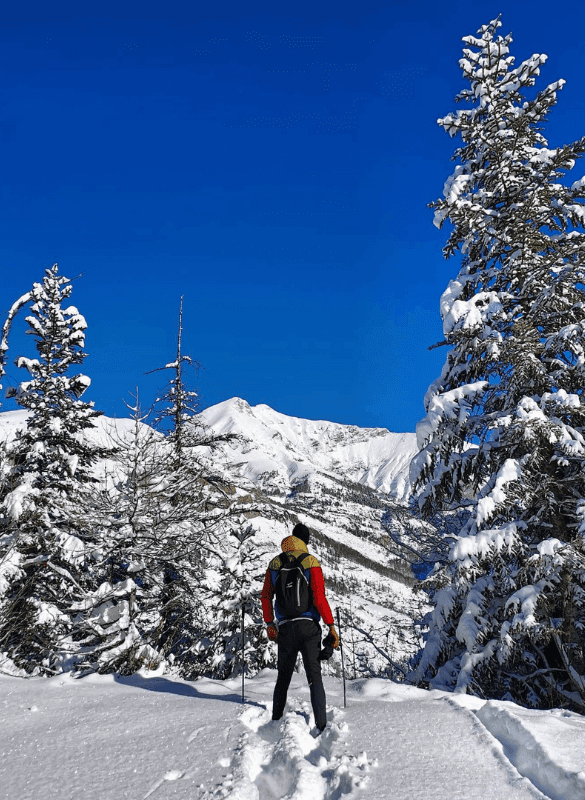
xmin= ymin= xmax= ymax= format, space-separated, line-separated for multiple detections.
xmin=199 ymin=397 xmax=423 ymax=586
xmin=200 ymin=397 xmax=417 ymax=500
xmin=199 ymin=398 xmax=421 ymax=588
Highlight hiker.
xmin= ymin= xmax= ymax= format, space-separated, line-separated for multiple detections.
xmin=261 ymin=522 xmax=339 ymax=733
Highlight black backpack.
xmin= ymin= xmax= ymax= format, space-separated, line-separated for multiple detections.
xmin=274 ymin=552 xmax=312 ymax=619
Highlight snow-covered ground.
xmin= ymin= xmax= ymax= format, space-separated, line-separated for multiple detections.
xmin=3 ymin=666 xmax=585 ymax=800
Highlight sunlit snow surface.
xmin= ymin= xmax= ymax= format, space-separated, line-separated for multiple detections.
xmin=5 ymin=666 xmax=585 ymax=799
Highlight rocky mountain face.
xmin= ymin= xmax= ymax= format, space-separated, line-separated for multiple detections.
xmin=201 ymin=398 xmax=416 ymax=501
xmin=199 ymin=399 xmax=419 ymax=578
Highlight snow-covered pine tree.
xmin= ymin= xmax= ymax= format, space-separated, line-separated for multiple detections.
xmin=199 ymin=523 xmax=275 ymax=679
xmin=80 ymin=391 xmax=224 ymax=676
xmin=73 ymin=399 xmax=166 ymax=675
xmin=148 ymin=297 xmax=202 ymax=459
xmin=412 ymin=19 xmax=585 ymax=709
xmin=141 ymin=299 xmax=238 ymax=675
xmin=0 ymin=265 xmax=109 ymax=674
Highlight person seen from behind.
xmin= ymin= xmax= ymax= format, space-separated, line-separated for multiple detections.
xmin=261 ymin=522 xmax=339 ymax=733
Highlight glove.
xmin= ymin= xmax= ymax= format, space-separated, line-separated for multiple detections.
xmin=319 ymin=632 xmax=335 ymax=661
xmin=266 ymin=623 xmax=278 ymax=641
xmin=328 ymin=624 xmax=340 ymax=649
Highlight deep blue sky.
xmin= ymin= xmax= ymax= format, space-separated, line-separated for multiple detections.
xmin=1 ymin=0 xmax=585 ymax=431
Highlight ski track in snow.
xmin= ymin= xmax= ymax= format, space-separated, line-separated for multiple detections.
xmin=203 ymin=699 xmax=374 ymax=800
xmin=476 ymin=699 xmax=585 ymax=800
xmin=337 ymin=686 xmax=548 ymax=800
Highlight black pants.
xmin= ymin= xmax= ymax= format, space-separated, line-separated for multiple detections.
xmin=272 ymin=618 xmax=326 ymax=730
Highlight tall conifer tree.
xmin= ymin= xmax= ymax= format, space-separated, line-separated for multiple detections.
xmin=142 ymin=299 xmax=237 ymax=675
xmin=74 ymin=399 xmax=166 ymax=674
xmin=0 ymin=265 xmax=108 ymax=674
xmin=413 ymin=19 xmax=585 ymax=708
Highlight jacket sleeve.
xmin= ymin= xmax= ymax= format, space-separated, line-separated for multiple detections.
xmin=309 ymin=566 xmax=334 ymax=626
xmin=261 ymin=568 xmax=275 ymax=624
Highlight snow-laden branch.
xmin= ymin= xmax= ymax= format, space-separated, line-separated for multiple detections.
xmin=0 ymin=291 xmax=32 ymax=389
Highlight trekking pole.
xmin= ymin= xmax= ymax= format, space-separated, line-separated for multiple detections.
xmin=336 ymin=607 xmax=347 ymax=709
xmin=241 ymin=605 xmax=245 ymax=704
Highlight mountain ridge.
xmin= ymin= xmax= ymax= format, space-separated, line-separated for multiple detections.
xmin=200 ymin=397 xmax=417 ymax=501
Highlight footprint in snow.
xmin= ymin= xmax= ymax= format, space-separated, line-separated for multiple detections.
xmin=209 ymin=701 xmax=376 ymax=799
xmin=141 ymin=769 xmax=186 ymax=799
xmin=163 ymin=770 xmax=184 ymax=781
xmin=188 ymin=725 xmax=206 ymax=743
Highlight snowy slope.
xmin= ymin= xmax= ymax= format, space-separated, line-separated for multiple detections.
xmin=200 ymin=398 xmax=417 ymax=500
xmin=0 ymin=408 xmax=141 ymax=450
xmin=6 ymin=667 xmax=584 ymax=800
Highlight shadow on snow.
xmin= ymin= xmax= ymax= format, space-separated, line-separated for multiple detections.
xmin=113 ymin=672 xmax=265 ymax=708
